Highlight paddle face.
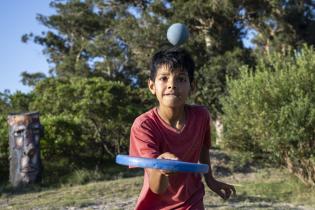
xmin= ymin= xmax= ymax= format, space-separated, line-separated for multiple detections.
xmin=116 ymin=155 xmax=209 ymax=173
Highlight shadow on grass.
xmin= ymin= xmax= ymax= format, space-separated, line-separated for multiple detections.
xmin=229 ymin=193 xmax=276 ymax=203
xmin=205 ymin=194 xmax=302 ymax=209
xmin=0 ymin=184 xmax=43 ymax=197
xmin=210 ymin=149 xmax=280 ymax=178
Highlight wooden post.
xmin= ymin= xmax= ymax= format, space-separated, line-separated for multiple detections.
xmin=7 ymin=112 xmax=43 ymax=187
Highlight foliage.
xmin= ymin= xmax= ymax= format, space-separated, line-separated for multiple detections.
xmin=22 ymin=0 xmax=140 ymax=84
xmin=30 ymin=77 xmax=153 ymax=165
xmin=118 ymin=0 xmax=252 ymax=116
xmin=0 ymin=77 xmax=154 ymax=183
xmin=20 ymin=71 xmax=46 ymax=87
xmin=241 ymin=0 xmax=315 ymax=53
xmin=0 ymin=91 xmax=11 ymax=116
xmin=21 ymin=0 xmax=315 ymax=118
xmin=0 ymin=115 xmax=9 ymax=182
xmin=222 ymin=45 xmax=315 ymax=184
xmin=9 ymin=91 xmax=34 ymax=113
xmin=21 ymin=0 xmax=254 ymax=117
xmin=0 ymin=92 xmax=10 ymax=176
xmin=193 ymin=48 xmax=254 ymax=117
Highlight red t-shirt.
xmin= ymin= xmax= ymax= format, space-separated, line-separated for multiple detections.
xmin=129 ymin=105 xmax=211 ymax=210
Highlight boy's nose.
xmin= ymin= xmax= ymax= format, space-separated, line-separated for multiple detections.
xmin=167 ymin=78 xmax=176 ymax=89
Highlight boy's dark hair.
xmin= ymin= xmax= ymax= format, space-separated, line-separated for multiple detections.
xmin=150 ymin=47 xmax=195 ymax=83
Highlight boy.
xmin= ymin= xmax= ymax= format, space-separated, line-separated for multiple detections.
xmin=129 ymin=47 xmax=235 ymax=210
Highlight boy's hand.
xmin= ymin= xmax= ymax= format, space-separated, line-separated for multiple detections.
xmin=157 ymin=152 xmax=179 ymax=176
xmin=147 ymin=152 xmax=179 ymax=194
xmin=205 ymin=177 xmax=236 ymax=200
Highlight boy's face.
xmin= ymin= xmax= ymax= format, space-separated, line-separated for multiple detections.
xmin=148 ymin=65 xmax=191 ymax=109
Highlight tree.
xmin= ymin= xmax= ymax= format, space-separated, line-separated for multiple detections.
xmin=22 ymin=0 xmax=140 ymax=84
xmin=23 ymin=0 xmax=254 ymax=145
xmin=0 ymin=91 xmax=11 ymax=182
xmin=22 ymin=0 xmax=315 ymax=146
xmin=117 ymin=0 xmax=252 ymax=117
xmin=30 ymin=77 xmax=153 ymax=163
xmin=20 ymin=71 xmax=46 ymax=87
xmin=240 ymin=0 xmax=315 ymax=53
xmin=222 ymin=45 xmax=315 ymax=185
xmin=0 ymin=90 xmax=10 ymax=113
xmin=23 ymin=0 xmax=315 ymax=111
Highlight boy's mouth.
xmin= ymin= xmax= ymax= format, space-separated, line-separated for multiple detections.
xmin=163 ymin=92 xmax=179 ymax=97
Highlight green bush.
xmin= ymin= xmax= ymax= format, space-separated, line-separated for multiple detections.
xmin=222 ymin=45 xmax=315 ymax=185
xmin=0 ymin=116 xmax=9 ymax=183
xmin=0 ymin=77 xmax=154 ymax=184
xmin=31 ymin=77 xmax=154 ymax=163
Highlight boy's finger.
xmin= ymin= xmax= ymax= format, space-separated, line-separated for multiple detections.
xmin=231 ymin=185 xmax=236 ymax=195
xmin=158 ymin=156 xmax=179 ymax=161
xmin=225 ymin=183 xmax=237 ymax=195
xmin=160 ymin=169 xmax=176 ymax=176
xmin=223 ymin=188 xmax=232 ymax=200
xmin=215 ymin=190 xmax=226 ymax=200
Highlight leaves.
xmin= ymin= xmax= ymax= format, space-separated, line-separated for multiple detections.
xmin=222 ymin=45 xmax=315 ymax=174
xmin=30 ymin=77 xmax=153 ymax=161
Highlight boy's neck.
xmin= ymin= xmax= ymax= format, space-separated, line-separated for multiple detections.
xmin=157 ymin=105 xmax=186 ymax=130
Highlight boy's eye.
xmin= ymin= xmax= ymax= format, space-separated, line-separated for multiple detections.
xmin=159 ymin=76 xmax=168 ymax=81
xmin=178 ymin=77 xmax=187 ymax=82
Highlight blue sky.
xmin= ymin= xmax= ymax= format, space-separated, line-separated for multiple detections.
xmin=0 ymin=1 xmax=54 ymax=93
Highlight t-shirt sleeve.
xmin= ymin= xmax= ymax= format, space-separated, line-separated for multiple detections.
xmin=129 ymin=119 xmax=160 ymax=159
xmin=203 ymin=108 xmax=212 ymax=149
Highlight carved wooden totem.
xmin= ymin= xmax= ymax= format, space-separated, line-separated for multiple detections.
xmin=7 ymin=112 xmax=43 ymax=186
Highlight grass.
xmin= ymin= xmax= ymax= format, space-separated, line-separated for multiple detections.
xmin=1 ymin=149 xmax=315 ymax=209
xmin=0 ymin=158 xmax=143 ymax=188
xmin=203 ymin=173 xmax=315 ymax=210
xmin=1 ymin=167 xmax=314 ymax=209
xmin=0 ymin=160 xmax=144 ymax=209
xmin=0 ymin=176 xmax=143 ymax=209
xmin=234 ymin=168 xmax=315 ymax=205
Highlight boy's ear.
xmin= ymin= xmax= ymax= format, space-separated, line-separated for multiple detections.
xmin=148 ymin=79 xmax=156 ymax=95
xmin=190 ymin=80 xmax=196 ymax=93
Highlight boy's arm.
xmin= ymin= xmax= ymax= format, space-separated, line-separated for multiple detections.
xmin=130 ymin=121 xmax=177 ymax=194
xmin=199 ymin=146 xmax=236 ymax=200
xmin=147 ymin=152 xmax=178 ymax=194
xmin=199 ymin=145 xmax=214 ymax=181
xmin=147 ymin=169 xmax=169 ymax=194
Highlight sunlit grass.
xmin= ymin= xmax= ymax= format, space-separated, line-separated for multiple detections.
xmin=0 ymin=176 xmax=142 ymax=209
xmin=235 ymin=168 xmax=315 ymax=205
xmin=1 ymin=167 xmax=314 ymax=209
xmin=206 ymin=169 xmax=313 ymax=208
xmin=0 ymin=156 xmax=314 ymax=209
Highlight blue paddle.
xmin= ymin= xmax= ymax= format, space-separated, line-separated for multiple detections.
xmin=116 ymin=155 xmax=209 ymax=173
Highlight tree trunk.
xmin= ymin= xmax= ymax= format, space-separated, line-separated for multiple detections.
xmin=214 ymin=115 xmax=224 ymax=146
xmin=284 ymin=153 xmax=315 ymax=186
